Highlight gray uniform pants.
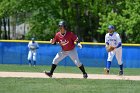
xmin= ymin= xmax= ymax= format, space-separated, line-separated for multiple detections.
xmin=52 ymin=48 xmax=82 ymax=67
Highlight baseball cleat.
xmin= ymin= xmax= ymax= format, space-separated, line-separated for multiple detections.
xmin=83 ymin=73 xmax=88 ymax=79
xmin=104 ymin=68 xmax=109 ymax=75
xmin=44 ymin=71 xmax=53 ymax=77
xmin=119 ymin=70 xmax=123 ymax=75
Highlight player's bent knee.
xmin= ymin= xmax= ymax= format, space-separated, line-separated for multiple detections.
xmin=75 ymin=62 xmax=82 ymax=67
xmin=118 ymin=62 xmax=123 ymax=65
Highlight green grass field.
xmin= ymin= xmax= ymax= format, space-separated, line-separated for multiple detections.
xmin=0 ymin=78 xmax=139 ymax=93
xmin=0 ymin=64 xmax=140 ymax=75
xmin=0 ymin=64 xmax=140 ymax=93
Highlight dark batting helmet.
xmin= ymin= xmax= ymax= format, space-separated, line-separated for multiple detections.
xmin=108 ymin=25 xmax=115 ymax=30
xmin=31 ymin=38 xmax=35 ymax=41
xmin=59 ymin=21 xmax=66 ymax=27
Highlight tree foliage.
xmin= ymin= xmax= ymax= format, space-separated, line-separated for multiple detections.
xmin=98 ymin=0 xmax=140 ymax=43
xmin=0 ymin=0 xmax=140 ymax=43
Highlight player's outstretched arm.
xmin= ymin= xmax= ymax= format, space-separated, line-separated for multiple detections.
xmin=74 ymin=37 xmax=82 ymax=49
xmin=50 ymin=38 xmax=56 ymax=45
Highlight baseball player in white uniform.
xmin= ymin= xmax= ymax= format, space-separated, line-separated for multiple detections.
xmin=27 ymin=38 xmax=39 ymax=66
xmin=104 ymin=25 xmax=123 ymax=75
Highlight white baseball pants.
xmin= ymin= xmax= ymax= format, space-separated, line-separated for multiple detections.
xmin=107 ymin=47 xmax=123 ymax=65
xmin=27 ymin=50 xmax=37 ymax=61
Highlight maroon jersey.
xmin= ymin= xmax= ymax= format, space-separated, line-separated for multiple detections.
xmin=54 ymin=31 xmax=77 ymax=51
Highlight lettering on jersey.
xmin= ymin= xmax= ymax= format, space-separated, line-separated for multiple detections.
xmin=109 ymin=39 xmax=117 ymax=45
xmin=60 ymin=39 xmax=69 ymax=46
xmin=109 ymin=39 xmax=116 ymax=42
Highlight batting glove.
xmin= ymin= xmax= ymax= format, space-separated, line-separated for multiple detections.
xmin=77 ymin=43 xmax=82 ymax=49
xmin=50 ymin=38 xmax=56 ymax=45
xmin=50 ymin=39 xmax=53 ymax=43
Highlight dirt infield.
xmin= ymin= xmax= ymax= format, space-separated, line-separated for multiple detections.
xmin=0 ymin=71 xmax=140 ymax=81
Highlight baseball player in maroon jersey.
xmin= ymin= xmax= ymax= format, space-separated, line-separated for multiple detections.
xmin=45 ymin=21 xmax=88 ymax=78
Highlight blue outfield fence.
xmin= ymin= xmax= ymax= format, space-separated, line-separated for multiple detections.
xmin=0 ymin=40 xmax=140 ymax=68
